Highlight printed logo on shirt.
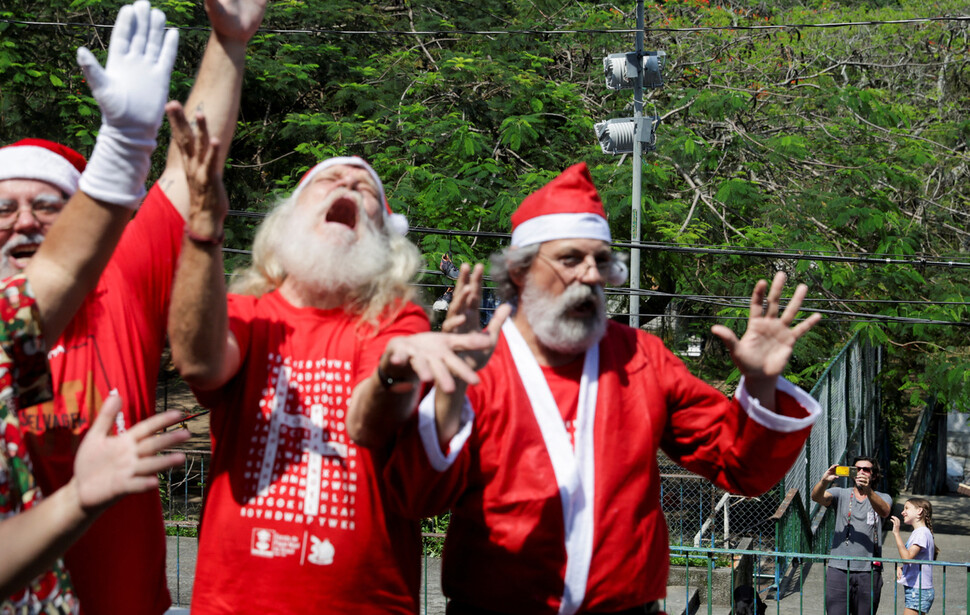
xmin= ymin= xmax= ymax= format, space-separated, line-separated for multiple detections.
xmin=250 ymin=528 xmax=336 ymax=567
xmin=250 ymin=527 xmax=301 ymax=559
xmin=307 ymin=536 xmax=335 ymax=565
xmin=239 ymin=354 xmax=358 ymax=533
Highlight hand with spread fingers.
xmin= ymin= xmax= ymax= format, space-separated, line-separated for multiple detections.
xmin=441 ymin=263 xmax=513 ymax=371
xmin=206 ymin=0 xmax=268 ymax=43
xmin=377 ymin=264 xmax=511 ymax=395
xmin=710 ymin=271 xmax=821 ymax=409
xmin=73 ymin=392 xmax=189 ymax=513
xmin=76 ymin=0 xmax=179 ymax=207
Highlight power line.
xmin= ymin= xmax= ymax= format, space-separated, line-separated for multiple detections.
xmin=219 ymin=221 xmax=970 ymax=270
xmin=2 ymin=14 xmax=968 ymax=37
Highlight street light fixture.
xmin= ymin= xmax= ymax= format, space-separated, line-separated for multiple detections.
xmin=594 ymin=116 xmax=659 ymax=155
xmin=603 ymin=50 xmax=667 ymax=90
xmin=593 ymin=1 xmax=666 ymax=329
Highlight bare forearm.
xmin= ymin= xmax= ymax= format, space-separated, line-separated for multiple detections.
xmin=168 ymin=232 xmax=230 ymax=387
xmin=435 ymin=382 xmax=469 ymax=450
xmin=160 ymin=33 xmax=247 ymax=214
xmin=868 ymin=491 xmax=891 ymax=518
xmin=892 ymin=533 xmax=911 ymax=559
xmin=347 ymin=373 xmax=420 ymax=448
xmin=810 ymin=478 xmax=832 ymax=505
xmin=0 ymin=478 xmax=96 ymax=597
xmin=26 ymin=192 xmax=132 ymax=345
xmin=744 ymin=375 xmax=777 ymax=413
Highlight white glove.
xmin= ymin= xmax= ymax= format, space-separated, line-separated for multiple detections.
xmin=76 ymin=1 xmax=179 ymax=208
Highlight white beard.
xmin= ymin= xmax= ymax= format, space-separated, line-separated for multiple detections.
xmin=0 ymin=232 xmax=44 ymax=279
xmin=520 ymin=278 xmax=607 ymax=355
xmin=274 ymin=194 xmax=389 ymax=296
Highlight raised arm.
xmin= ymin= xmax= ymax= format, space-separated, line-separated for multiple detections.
xmin=811 ymin=464 xmax=839 ymax=507
xmin=26 ymin=0 xmax=178 ymax=344
xmin=889 ymin=517 xmax=922 ymax=560
xmin=711 ymin=271 xmax=822 ymax=411
xmin=0 ymin=393 xmax=188 ymax=597
xmin=166 ymin=104 xmax=240 ymax=390
xmin=157 ymin=0 xmax=267 ymax=216
xmin=346 ymin=264 xmax=509 ymax=449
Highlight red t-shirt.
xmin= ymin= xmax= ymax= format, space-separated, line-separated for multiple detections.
xmin=190 ymin=291 xmax=429 ymax=614
xmin=17 ymin=185 xmax=184 ymax=615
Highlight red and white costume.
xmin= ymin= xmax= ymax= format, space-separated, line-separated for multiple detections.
xmin=387 ymin=319 xmax=820 ymax=614
xmin=190 ymin=292 xmax=429 ymax=614
xmin=387 ymin=162 xmax=820 ymax=615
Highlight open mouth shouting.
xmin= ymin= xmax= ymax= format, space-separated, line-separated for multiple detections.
xmin=2 ymin=234 xmax=43 ymax=271
xmin=324 ymin=194 xmax=359 ymax=230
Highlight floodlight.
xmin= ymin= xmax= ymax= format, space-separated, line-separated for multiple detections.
xmin=594 ymin=116 xmax=658 ymax=155
xmin=642 ymin=50 xmax=666 ymax=88
xmin=602 ymin=50 xmax=666 ymax=90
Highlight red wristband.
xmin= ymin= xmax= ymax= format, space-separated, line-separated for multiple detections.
xmin=185 ymin=227 xmax=225 ymax=246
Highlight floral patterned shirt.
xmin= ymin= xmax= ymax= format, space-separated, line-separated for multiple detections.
xmin=0 ymin=274 xmax=78 ymax=614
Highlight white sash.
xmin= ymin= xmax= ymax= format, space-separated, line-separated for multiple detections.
xmin=501 ymin=319 xmax=599 ymax=615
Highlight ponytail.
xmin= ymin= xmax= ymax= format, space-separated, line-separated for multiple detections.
xmin=907 ymin=497 xmax=940 ymax=559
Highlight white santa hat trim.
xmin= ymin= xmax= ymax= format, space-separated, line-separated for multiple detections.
xmin=0 ymin=144 xmax=83 ymax=196
xmin=511 ymin=213 xmax=611 ymax=248
xmin=290 ymin=156 xmax=408 ymax=236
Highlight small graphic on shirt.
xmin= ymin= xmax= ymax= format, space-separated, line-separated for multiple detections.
xmin=249 ymin=527 xmax=301 ymax=559
xmin=307 ymin=536 xmax=335 ymax=565
xmin=240 ymin=353 xmax=358 ymax=533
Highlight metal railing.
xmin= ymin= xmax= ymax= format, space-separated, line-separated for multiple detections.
xmin=666 ymin=545 xmax=969 ymax=615
xmin=769 ymin=335 xmax=884 ymax=592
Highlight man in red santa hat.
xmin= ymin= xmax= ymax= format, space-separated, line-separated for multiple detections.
xmin=373 ymin=162 xmax=824 ymax=615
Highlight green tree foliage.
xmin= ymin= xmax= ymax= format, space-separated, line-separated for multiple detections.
xmin=1 ymin=0 xmax=968 ymax=415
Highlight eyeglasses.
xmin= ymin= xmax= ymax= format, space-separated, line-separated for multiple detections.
xmin=536 ymin=251 xmax=613 ymax=285
xmin=854 ymin=466 xmax=874 ymax=474
xmin=0 ymin=198 xmax=65 ymax=230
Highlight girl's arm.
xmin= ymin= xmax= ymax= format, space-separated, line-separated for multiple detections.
xmin=889 ymin=516 xmax=923 ymax=559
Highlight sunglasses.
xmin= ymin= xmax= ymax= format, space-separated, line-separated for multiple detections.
xmin=854 ymin=466 xmax=874 ymax=474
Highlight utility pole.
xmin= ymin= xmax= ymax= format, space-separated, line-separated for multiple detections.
xmin=593 ymin=1 xmax=664 ymax=329
xmin=630 ymin=0 xmax=645 ymax=329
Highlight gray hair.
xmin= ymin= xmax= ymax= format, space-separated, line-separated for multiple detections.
xmin=489 ymin=243 xmax=628 ymax=302
xmin=489 ymin=244 xmax=540 ymax=303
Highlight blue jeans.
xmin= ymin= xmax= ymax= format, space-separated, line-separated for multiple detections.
xmin=903 ymin=586 xmax=934 ymax=612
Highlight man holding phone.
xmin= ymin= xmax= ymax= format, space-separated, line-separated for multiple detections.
xmin=812 ymin=456 xmax=892 ymax=615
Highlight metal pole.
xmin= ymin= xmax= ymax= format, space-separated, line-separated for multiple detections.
xmin=630 ymin=0 xmax=644 ymax=329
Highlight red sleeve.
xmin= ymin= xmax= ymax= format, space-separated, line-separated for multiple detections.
xmin=383 ymin=338 xmax=496 ymax=520
xmin=654 ymin=335 xmax=815 ymax=496
xmin=108 ymin=184 xmax=184 ymax=333
xmin=383 ymin=407 xmax=473 ymax=520
xmin=353 ymin=302 xmax=429 ymax=386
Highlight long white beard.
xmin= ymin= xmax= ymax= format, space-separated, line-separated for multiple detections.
xmin=274 ymin=197 xmax=389 ymax=297
xmin=521 ymin=278 xmax=607 ymax=355
xmin=0 ymin=232 xmax=44 ymax=279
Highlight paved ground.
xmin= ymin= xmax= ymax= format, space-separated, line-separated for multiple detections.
xmin=165 ymin=490 xmax=970 ymax=614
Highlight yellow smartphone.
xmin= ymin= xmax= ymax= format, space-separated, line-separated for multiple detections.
xmin=835 ymin=466 xmax=857 ymax=477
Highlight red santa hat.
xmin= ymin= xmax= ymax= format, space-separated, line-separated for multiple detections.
xmin=510 ymin=162 xmax=611 ymax=247
xmin=290 ymin=156 xmax=408 ymax=236
xmin=0 ymin=139 xmax=87 ymax=196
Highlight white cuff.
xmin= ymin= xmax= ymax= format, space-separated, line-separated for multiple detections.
xmin=417 ymin=387 xmax=474 ymax=472
xmin=78 ymin=124 xmax=154 ymax=209
xmin=735 ymin=376 xmax=821 ymax=433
